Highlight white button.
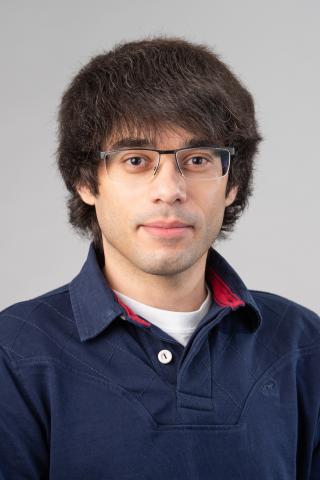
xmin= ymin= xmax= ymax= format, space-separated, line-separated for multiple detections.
xmin=158 ymin=349 xmax=173 ymax=364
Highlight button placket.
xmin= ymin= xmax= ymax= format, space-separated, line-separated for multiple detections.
xmin=177 ymin=336 xmax=213 ymax=412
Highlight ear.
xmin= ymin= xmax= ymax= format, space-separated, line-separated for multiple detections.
xmin=76 ymin=184 xmax=96 ymax=206
xmin=225 ymin=185 xmax=238 ymax=208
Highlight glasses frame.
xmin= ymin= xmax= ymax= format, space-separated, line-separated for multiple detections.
xmin=98 ymin=145 xmax=235 ymax=181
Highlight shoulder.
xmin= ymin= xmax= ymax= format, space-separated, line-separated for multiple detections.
xmin=249 ymin=289 xmax=320 ymax=351
xmin=0 ymin=283 xmax=75 ymax=362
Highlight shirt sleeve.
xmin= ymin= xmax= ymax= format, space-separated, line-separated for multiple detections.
xmin=0 ymin=345 xmax=49 ymax=479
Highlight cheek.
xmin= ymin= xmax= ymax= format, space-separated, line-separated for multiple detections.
xmin=200 ymin=187 xmax=225 ymax=213
xmin=200 ymin=190 xmax=227 ymax=230
xmin=94 ymin=189 xmax=130 ymax=237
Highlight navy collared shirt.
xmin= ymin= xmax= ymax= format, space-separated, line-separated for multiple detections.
xmin=0 ymin=242 xmax=319 ymax=479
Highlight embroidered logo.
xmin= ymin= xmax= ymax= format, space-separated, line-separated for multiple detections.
xmin=260 ymin=379 xmax=278 ymax=397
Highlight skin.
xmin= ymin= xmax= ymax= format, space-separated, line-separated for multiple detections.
xmin=77 ymin=125 xmax=238 ymax=312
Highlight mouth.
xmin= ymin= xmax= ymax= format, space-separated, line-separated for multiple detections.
xmin=140 ymin=225 xmax=193 ymax=238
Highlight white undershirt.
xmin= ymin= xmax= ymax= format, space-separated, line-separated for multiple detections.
xmin=113 ymin=284 xmax=212 ymax=347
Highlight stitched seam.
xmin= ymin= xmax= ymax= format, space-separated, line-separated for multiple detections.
xmin=211 ymin=376 xmax=241 ymax=409
xmin=4 ymin=348 xmax=140 ymax=402
xmin=226 ymin=342 xmax=320 ymax=425
xmin=56 ymin=321 xmax=78 ymax=363
xmin=238 ymin=341 xmax=320 ymax=423
xmin=211 ymin=319 xmax=284 ymax=419
xmin=2 ymin=345 xmax=25 ymax=359
xmin=6 ymin=315 xmax=66 ymax=355
xmin=220 ymin=318 xmax=318 ymax=420
xmin=18 ymin=356 xmax=157 ymax=426
xmin=138 ymin=374 xmax=157 ymax=399
xmin=217 ymin=327 xmax=237 ymax=358
xmin=263 ymin=302 xmax=291 ymax=351
xmin=254 ymin=335 xmax=282 ymax=357
xmin=227 ymin=343 xmax=260 ymax=379
xmin=14 ymin=352 xmax=165 ymax=428
xmin=3 ymin=312 xmax=77 ymax=366
xmin=4 ymin=316 xmax=111 ymax=380
xmin=4 ymin=314 xmax=159 ymax=384
xmin=4 ymin=311 xmax=168 ymax=392
xmin=224 ymin=402 xmax=242 ymax=423
xmin=250 ymin=293 xmax=292 ymax=317
xmin=198 ymin=369 xmax=210 ymax=389
xmin=226 ymin=337 xmax=282 ymax=382
xmin=101 ymin=339 xmax=167 ymax=380
xmin=0 ymin=345 xmax=50 ymax=443
xmin=7 ymin=351 xmax=110 ymax=382
xmin=30 ymin=299 xmax=75 ymax=324
xmin=7 ymin=355 xmax=157 ymax=426
xmin=10 ymin=302 xmax=46 ymax=351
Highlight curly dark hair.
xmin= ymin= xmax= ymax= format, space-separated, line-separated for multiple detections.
xmin=56 ymin=35 xmax=262 ymax=265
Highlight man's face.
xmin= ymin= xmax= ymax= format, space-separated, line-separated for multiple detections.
xmin=77 ymin=125 xmax=238 ymax=277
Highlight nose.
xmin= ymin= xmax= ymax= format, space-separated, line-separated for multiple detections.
xmin=149 ymin=153 xmax=187 ymax=204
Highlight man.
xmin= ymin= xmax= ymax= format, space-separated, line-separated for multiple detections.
xmin=0 ymin=36 xmax=319 ymax=479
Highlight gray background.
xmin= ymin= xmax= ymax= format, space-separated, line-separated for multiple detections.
xmin=0 ymin=0 xmax=319 ymax=313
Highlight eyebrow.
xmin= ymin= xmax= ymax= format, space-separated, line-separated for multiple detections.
xmin=108 ymin=137 xmax=217 ymax=150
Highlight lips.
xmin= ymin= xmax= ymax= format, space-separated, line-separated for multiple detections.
xmin=141 ymin=224 xmax=192 ymax=238
xmin=142 ymin=221 xmax=191 ymax=228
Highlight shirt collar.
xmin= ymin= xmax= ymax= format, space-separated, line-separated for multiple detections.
xmin=69 ymin=241 xmax=262 ymax=342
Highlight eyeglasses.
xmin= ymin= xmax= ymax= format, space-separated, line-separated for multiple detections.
xmin=98 ymin=146 xmax=235 ymax=184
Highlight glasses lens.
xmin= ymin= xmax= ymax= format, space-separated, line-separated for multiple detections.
xmin=104 ymin=147 xmax=230 ymax=183
xmin=105 ymin=149 xmax=159 ymax=183
xmin=176 ymin=148 xmax=230 ymax=180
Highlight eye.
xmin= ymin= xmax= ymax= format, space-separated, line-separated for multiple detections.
xmin=186 ymin=156 xmax=209 ymax=165
xmin=183 ymin=154 xmax=212 ymax=168
xmin=121 ymin=153 xmax=155 ymax=171
xmin=125 ymin=156 xmax=146 ymax=167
